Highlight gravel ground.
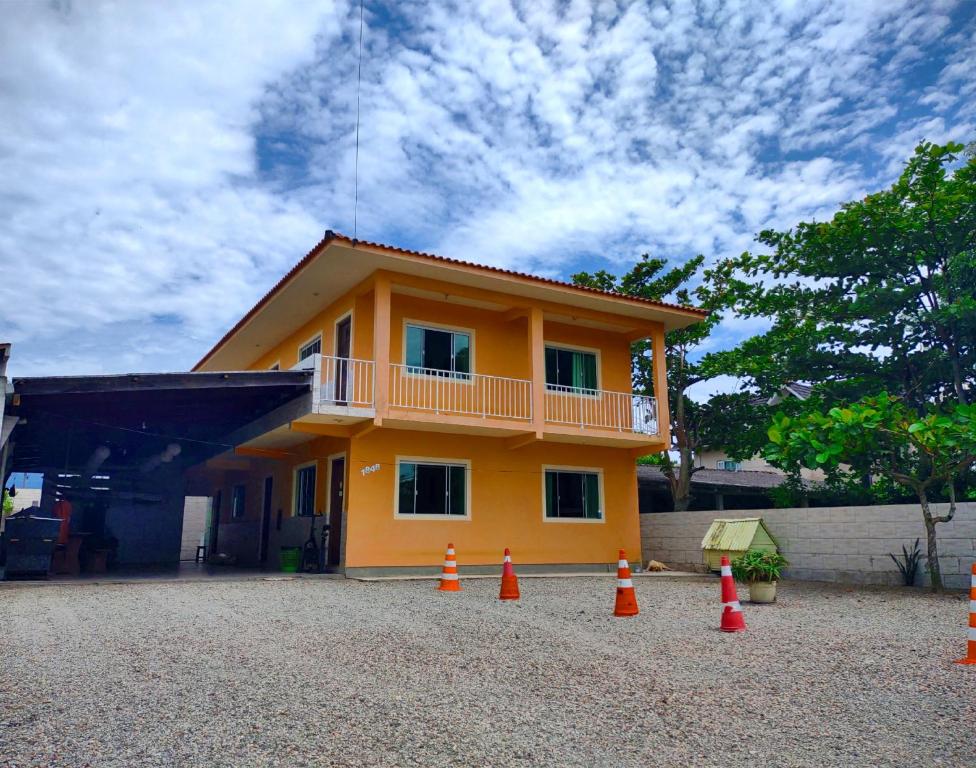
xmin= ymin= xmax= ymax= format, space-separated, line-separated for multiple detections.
xmin=1 ymin=575 xmax=973 ymax=767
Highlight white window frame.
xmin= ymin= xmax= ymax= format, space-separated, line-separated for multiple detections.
xmin=543 ymin=341 xmax=602 ymax=396
xmin=717 ymin=459 xmax=741 ymax=471
xmin=297 ymin=333 xmax=323 ymax=364
xmin=401 ymin=319 xmax=476 ymax=381
xmin=541 ymin=464 xmax=606 ymax=524
xmin=231 ymin=483 xmax=246 ymax=519
xmin=393 ymin=455 xmax=472 ymax=520
xmin=292 ymin=460 xmax=318 ymax=518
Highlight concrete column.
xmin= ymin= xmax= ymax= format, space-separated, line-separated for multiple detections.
xmin=372 ymin=272 xmax=391 ymax=425
xmin=650 ymin=323 xmax=671 ymax=447
xmin=528 ymin=306 xmax=545 ymax=438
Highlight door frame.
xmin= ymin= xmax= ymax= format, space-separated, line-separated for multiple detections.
xmin=258 ymin=475 xmax=273 ymax=564
xmin=325 ymin=451 xmax=347 ymax=567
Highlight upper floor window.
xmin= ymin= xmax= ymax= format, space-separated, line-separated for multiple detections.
xmin=545 ymin=346 xmax=597 ymax=392
xmin=406 ymin=324 xmax=470 ymax=376
xmin=716 ymin=460 xmax=741 ymax=471
xmin=298 ymin=335 xmax=322 ymax=362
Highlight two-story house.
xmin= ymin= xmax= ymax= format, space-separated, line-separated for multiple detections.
xmin=192 ymin=232 xmax=706 ymax=575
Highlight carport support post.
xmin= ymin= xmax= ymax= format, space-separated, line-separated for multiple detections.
xmin=650 ymin=323 xmax=670 ymax=446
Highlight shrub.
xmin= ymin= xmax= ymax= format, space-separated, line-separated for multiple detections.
xmin=730 ymin=549 xmax=789 ymax=583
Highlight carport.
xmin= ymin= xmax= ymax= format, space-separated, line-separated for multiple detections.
xmin=1 ymin=369 xmax=312 ymax=574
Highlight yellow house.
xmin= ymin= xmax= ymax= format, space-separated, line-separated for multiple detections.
xmin=191 ymin=232 xmax=706 ymax=576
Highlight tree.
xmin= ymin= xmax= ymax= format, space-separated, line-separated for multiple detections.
xmin=719 ymin=141 xmax=976 ymax=409
xmin=765 ymin=393 xmax=976 ymax=591
xmin=573 ymin=255 xmax=735 ymax=510
xmin=2 ymin=489 xmax=12 ymax=517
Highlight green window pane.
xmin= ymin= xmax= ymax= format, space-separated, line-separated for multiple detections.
xmin=415 ymin=463 xmax=447 ymax=514
xmin=584 ymin=473 xmax=601 ymax=519
xmin=448 ymin=465 xmax=466 ymax=515
xmin=406 ymin=326 xmax=424 ymax=368
xmin=452 ymin=333 xmax=470 ymax=374
xmin=398 ymin=462 xmax=416 ymax=515
xmin=581 ymin=353 xmax=598 ymax=390
xmin=545 ymin=471 xmax=557 ymax=517
xmin=545 ymin=347 xmax=558 ymax=386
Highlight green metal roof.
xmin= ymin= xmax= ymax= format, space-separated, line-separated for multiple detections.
xmin=701 ymin=518 xmax=779 ymax=551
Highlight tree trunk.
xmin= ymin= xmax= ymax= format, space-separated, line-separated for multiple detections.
xmin=919 ymin=488 xmax=944 ymax=592
xmin=672 ymin=444 xmax=694 ymax=512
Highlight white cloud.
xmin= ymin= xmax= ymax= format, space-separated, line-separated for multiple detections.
xmin=1 ymin=0 xmax=973 ymax=376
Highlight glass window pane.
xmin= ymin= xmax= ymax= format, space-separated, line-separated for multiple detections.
xmin=584 ymin=473 xmax=601 ymax=518
xmin=545 ymin=347 xmax=558 ymax=386
xmin=557 ymin=349 xmax=575 ymax=387
xmin=398 ymin=462 xmax=416 ymax=515
xmin=581 ymin=353 xmax=598 ymax=391
xmin=556 ymin=471 xmax=585 ymax=518
xmin=406 ymin=326 xmax=424 ymax=368
xmin=452 ymin=333 xmax=470 ymax=374
xmin=544 ymin=471 xmax=557 ymax=517
xmin=299 ymin=337 xmax=321 ymax=361
xmin=415 ymin=464 xmax=447 ymax=515
xmin=448 ymin=465 xmax=466 ymax=515
xmin=424 ymin=329 xmax=452 ymax=372
xmin=296 ymin=465 xmax=316 ymax=516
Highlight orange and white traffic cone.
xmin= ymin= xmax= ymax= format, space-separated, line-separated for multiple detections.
xmin=954 ymin=563 xmax=976 ymax=665
xmin=613 ymin=549 xmax=639 ymax=617
xmin=719 ymin=555 xmax=746 ymax=632
xmin=438 ymin=543 xmax=461 ymax=592
xmin=499 ymin=547 xmax=520 ymax=600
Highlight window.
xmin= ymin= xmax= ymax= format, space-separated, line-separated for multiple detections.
xmin=397 ymin=460 xmax=467 ymax=517
xmin=232 ymin=484 xmax=246 ymax=519
xmin=294 ymin=463 xmax=317 ymax=517
xmin=544 ymin=469 xmax=602 ymax=520
xmin=298 ymin=335 xmax=322 ymax=362
xmin=405 ymin=324 xmax=470 ymax=376
xmin=545 ymin=346 xmax=597 ymax=392
xmin=717 ymin=460 xmax=741 ymax=471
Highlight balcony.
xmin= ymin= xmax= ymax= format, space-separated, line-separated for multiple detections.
xmin=295 ymin=354 xmax=660 ymax=443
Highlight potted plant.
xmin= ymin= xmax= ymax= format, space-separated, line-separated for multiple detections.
xmin=730 ymin=549 xmax=789 ymax=603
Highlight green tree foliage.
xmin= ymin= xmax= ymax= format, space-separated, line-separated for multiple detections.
xmin=2 ymin=489 xmax=12 ymax=517
xmin=715 ymin=141 xmax=976 ymax=409
xmin=765 ymin=394 xmax=976 ymax=591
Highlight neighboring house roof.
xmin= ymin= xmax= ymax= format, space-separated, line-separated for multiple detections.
xmin=194 ymin=231 xmax=709 ymax=371
xmin=637 ymin=465 xmax=791 ymax=492
xmin=749 ymin=381 xmax=813 ymax=406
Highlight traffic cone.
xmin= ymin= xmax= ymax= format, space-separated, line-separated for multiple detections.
xmin=499 ymin=547 xmax=520 ymax=600
xmin=438 ymin=543 xmax=461 ymax=592
xmin=613 ymin=549 xmax=639 ymax=617
xmin=719 ymin=555 xmax=746 ymax=632
xmin=954 ymin=563 xmax=976 ymax=664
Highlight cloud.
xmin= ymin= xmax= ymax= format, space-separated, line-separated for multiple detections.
xmin=1 ymin=0 xmax=974 ymax=376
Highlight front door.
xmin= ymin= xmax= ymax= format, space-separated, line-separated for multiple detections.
xmin=334 ymin=315 xmax=351 ymax=405
xmin=259 ymin=476 xmax=273 ymax=564
xmin=327 ymin=456 xmax=345 ymax=566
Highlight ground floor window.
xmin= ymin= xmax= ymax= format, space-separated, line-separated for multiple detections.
xmin=397 ymin=460 xmax=467 ymax=517
xmin=294 ymin=463 xmax=316 ymax=517
xmin=544 ymin=469 xmax=602 ymax=520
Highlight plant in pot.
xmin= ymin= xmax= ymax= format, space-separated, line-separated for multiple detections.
xmin=730 ymin=549 xmax=789 ymax=603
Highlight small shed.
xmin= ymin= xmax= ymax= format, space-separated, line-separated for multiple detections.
xmin=701 ymin=517 xmax=779 ymax=571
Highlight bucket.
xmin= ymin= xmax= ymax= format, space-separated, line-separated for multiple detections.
xmin=279 ymin=546 xmax=301 ymax=573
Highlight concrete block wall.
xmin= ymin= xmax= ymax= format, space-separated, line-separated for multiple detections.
xmin=640 ymin=502 xmax=976 ymax=590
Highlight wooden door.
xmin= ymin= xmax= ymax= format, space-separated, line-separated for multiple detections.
xmin=334 ymin=315 xmax=352 ymax=404
xmin=327 ymin=456 xmax=345 ymax=566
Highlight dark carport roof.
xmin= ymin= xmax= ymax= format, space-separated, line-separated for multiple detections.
xmin=6 ymin=370 xmax=311 ymax=476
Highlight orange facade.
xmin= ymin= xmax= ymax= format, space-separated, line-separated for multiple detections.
xmin=195 ymin=236 xmax=703 ymax=573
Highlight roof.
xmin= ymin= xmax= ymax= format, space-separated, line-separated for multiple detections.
xmin=637 ymin=465 xmax=790 ymax=491
xmin=749 ymin=381 xmax=813 ymax=406
xmin=194 ymin=231 xmax=709 ymax=371
xmin=701 ymin=518 xmax=779 ymax=551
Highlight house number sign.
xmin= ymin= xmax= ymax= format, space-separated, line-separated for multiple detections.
xmin=361 ymin=463 xmax=381 ymax=477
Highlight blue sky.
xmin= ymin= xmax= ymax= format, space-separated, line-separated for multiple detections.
xmin=1 ymin=0 xmax=974 ymax=383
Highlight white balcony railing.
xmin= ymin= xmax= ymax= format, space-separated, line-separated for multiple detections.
xmin=544 ymin=385 xmax=658 ymax=434
xmin=294 ymin=354 xmax=375 ymax=409
xmin=390 ymin=364 xmax=532 ymax=421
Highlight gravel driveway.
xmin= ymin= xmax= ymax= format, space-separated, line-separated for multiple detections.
xmin=1 ymin=575 xmax=973 ymax=767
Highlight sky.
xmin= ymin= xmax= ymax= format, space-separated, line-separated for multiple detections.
xmin=1 ymin=0 xmax=974 ymax=383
